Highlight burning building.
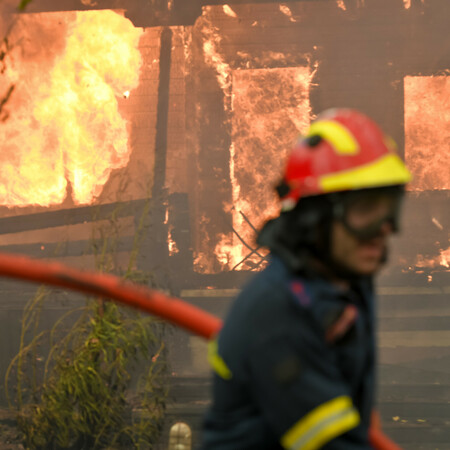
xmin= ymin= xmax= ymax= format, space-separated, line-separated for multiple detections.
xmin=0 ymin=0 xmax=449 ymax=448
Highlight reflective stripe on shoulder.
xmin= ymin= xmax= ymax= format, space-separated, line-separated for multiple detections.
xmin=281 ymin=395 xmax=360 ymax=450
xmin=208 ymin=339 xmax=232 ymax=380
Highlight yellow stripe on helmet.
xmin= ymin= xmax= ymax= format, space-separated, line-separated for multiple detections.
xmin=281 ymin=395 xmax=360 ymax=450
xmin=208 ymin=339 xmax=232 ymax=380
xmin=319 ymin=153 xmax=412 ymax=193
xmin=307 ymin=120 xmax=360 ymax=155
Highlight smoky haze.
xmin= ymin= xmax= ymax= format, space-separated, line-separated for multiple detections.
xmin=0 ymin=2 xmax=449 ymax=449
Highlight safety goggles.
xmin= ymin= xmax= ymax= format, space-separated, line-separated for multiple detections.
xmin=331 ymin=187 xmax=405 ymax=240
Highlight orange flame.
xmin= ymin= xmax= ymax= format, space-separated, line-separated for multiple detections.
xmin=0 ymin=10 xmax=143 ymax=207
xmin=415 ymin=245 xmax=450 ymax=270
xmin=216 ymin=66 xmax=315 ymax=270
xmin=168 ymin=226 xmax=179 ymax=256
xmin=195 ymin=7 xmax=317 ymax=273
xmin=200 ymin=7 xmax=232 ymax=103
xmin=440 ymin=247 xmax=450 ymax=268
xmin=222 ymin=5 xmax=237 ymax=18
xmin=336 ymin=0 xmax=347 ymax=11
xmin=404 ymin=75 xmax=450 ymax=191
xmin=279 ymin=5 xmax=296 ymax=22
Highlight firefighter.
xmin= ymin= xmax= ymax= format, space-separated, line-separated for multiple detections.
xmin=202 ymin=108 xmax=411 ymax=449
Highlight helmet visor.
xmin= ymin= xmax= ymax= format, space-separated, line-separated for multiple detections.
xmin=334 ymin=187 xmax=404 ymax=240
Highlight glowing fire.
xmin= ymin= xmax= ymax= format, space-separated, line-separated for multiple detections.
xmin=201 ymin=8 xmax=232 ymax=103
xmin=222 ymin=5 xmax=237 ymax=18
xmin=415 ymin=246 xmax=450 ymax=270
xmin=279 ymin=5 xmax=296 ymax=22
xmin=168 ymin=226 xmax=179 ymax=255
xmin=216 ymin=67 xmax=314 ymax=270
xmin=336 ymin=0 xmax=347 ymax=11
xmin=0 ymin=10 xmax=143 ymax=207
xmin=440 ymin=247 xmax=450 ymax=268
xmin=404 ymin=75 xmax=450 ymax=191
xmin=195 ymin=6 xmax=317 ymax=272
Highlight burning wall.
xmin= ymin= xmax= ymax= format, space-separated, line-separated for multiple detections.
xmin=404 ymin=75 xmax=450 ymax=191
xmin=187 ymin=2 xmax=450 ymax=277
xmin=401 ymin=75 xmax=450 ymax=273
xmin=0 ymin=1 xmax=448 ymax=278
xmin=216 ymin=67 xmax=313 ymax=270
xmin=190 ymin=5 xmax=318 ymax=274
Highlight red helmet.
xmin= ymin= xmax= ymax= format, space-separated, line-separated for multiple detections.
xmin=279 ymin=108 xmax=412 ymax=211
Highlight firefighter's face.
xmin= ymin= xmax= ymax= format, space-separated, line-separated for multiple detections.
xmin=329 ymin=189 xmax=402 ymax=276
xmin=331 ymin=208 xmax=394 ymax=276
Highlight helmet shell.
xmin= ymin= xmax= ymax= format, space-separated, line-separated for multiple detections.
xmin=280 ymin=108 xmax=412 ymax=211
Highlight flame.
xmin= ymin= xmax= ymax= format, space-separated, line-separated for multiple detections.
xmin=0 ymin=10 xmax=143 ymax=207
xmin=403 ymin=0 xmax=412 ymax=8
xmin=415 ymin=246 xmax=450 ymax=270
xmin=200 ymin=7 xmax=232 ymax=101
xmin=404 ymin=75 xmax=450 ymax=191
xmin=216 ymin=67 xmax=315 ymax=270
xmin=168 ymin=226 xmax=179 ymax=255
xmin=432 ymin=217 xmax=444 ymax=231
xmin=336 ymin=0 xmax=347 ymax=11
xmin=223 ymin=5 xmax=237 ymax=18
xmin=279 ymin=5 xmax=296 ymax=22
xmin=194 ymin=6 xmax=317 ymax=273
xmin=440 ymin=247 xmax=450 ymax=268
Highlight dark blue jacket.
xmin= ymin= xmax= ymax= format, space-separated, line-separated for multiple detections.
xmin=202 ymin=256 xmax=376 ymax=449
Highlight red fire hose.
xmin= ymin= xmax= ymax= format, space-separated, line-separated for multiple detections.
xmin=0 ymin=252 xmax=400 ymax=450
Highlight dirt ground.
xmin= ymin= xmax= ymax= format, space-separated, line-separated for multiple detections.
xmin=0 ymin=409 xmax=23 ymax=450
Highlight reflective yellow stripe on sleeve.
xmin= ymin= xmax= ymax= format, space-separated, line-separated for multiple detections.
xmin=281 ymin=396 xmax=360 ymax=450
xmin=208 ymin=339 xmax=232 ymax=380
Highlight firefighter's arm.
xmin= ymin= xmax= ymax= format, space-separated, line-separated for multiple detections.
xmin=247 ymin=334 xmax=365 ymax=450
